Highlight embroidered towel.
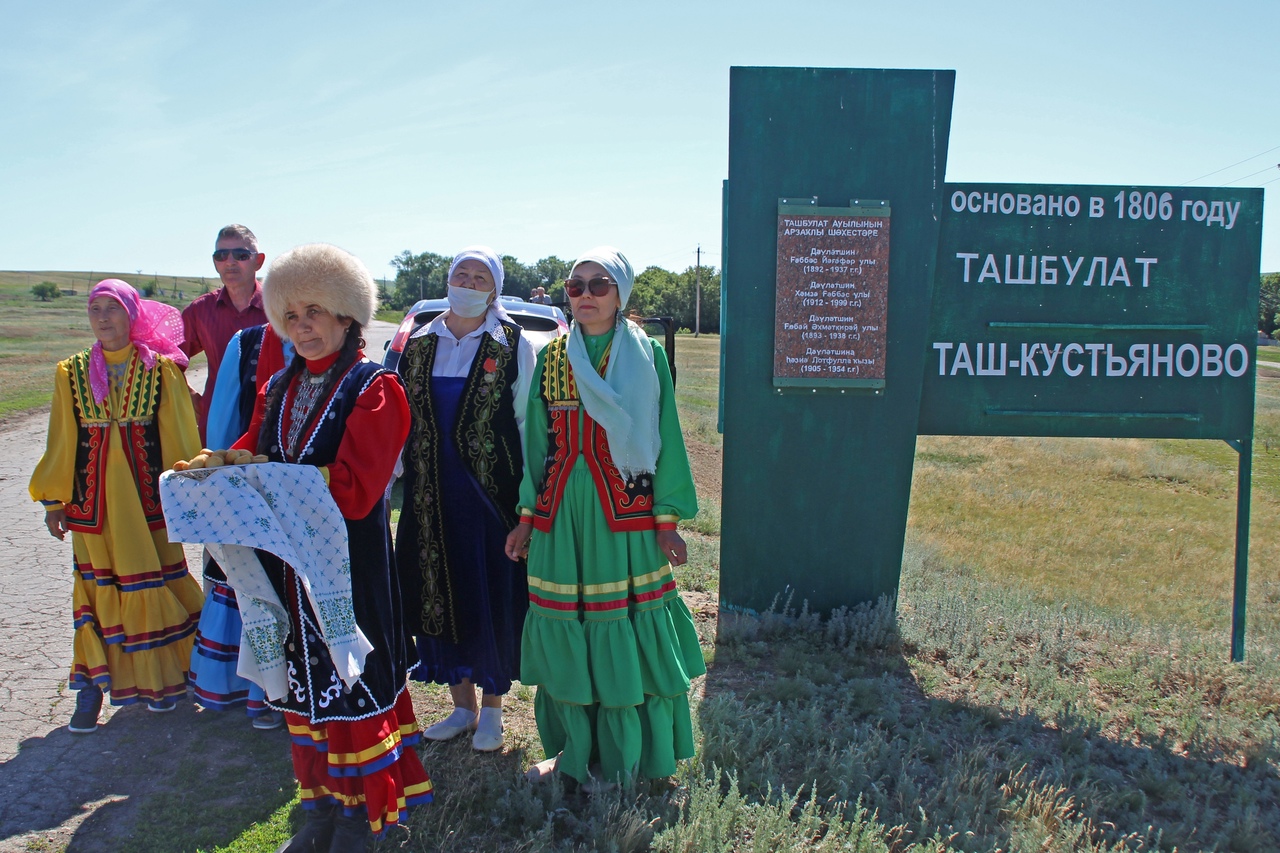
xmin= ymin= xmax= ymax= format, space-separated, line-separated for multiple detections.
xmin=160 ymin=463 xmax=372 ymax=701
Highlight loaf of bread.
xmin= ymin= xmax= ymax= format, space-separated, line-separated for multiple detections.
xmin=172 ymin=448 xmax=270 ymax=471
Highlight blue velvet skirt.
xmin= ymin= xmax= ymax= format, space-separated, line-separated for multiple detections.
xmin=408 ymin=376 xmax=528 ymax=696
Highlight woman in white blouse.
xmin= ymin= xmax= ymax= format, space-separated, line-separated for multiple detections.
xmin=394 ymin=246 xmax=537 ymax=752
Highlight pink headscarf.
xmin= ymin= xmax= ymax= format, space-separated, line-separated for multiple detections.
xmin=87 ymin=279 xmax=188 ymax=404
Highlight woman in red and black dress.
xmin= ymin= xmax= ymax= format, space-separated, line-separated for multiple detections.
xmin=233 ymin=243 xmax=431 ymax=853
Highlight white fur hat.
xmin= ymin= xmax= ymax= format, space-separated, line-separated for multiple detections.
xmin=263 ymin=243 xmax=377 ymax=337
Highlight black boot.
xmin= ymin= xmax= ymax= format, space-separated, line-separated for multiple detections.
xmin=68 ymin=685 xmax=103 ymax=734
xmin=327 ymin=813 xmax=370 ymax=853
xmin=275 ymin=801 xmax=336 ymax=853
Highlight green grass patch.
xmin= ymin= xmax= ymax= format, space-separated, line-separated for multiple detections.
xmin=0 ymin=300 xmax=98 ymax=415
xmin=209 ymin=805 xmax=295 ymax=853
xmin=908 ymin=431 xmax=1280 ymax=634
xmin=0 ymin=275 xmax=213 ymax=416
xmin=915 ymin=450 xmax=987 ymax=468
xmin=672 ymin=334 xmax=721 ymax=448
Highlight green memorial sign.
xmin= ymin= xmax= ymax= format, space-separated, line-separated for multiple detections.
xmin=718 ymin=71 xmax=1265 ymax=660
xmin=720 ymin=67 xmax=954 ymax=616
xmin=916 ymin=182 xmax=1263 ymax=660
xmin=920 ymin=183 xmax=1263 ymax=439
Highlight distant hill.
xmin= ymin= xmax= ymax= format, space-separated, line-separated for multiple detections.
xmin=0 ymin=270 xmax=215 ymax=303
xmin=0 ymin=270 xmax=395 ymax=305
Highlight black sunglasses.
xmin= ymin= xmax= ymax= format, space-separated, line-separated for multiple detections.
xmin=564 ymin=276 xmax=615 ymax=297
xmin=212 ymin=248 xmax=256 ymax=262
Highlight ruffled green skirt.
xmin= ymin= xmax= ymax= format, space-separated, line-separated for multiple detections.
xmin=521 ymin=464 xmax=705 ymax=784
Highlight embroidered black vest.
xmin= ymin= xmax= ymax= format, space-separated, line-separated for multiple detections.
xmin=258 ymin=358 xmax=411 ymax=720
xmin=399 ymin=324 xmax=524 ymax=640
xmin=261 ymin=358 xmax=396 ymax=468
xmin=235 ymin=324 xmax=268 ymax=432
xmin=533 ymin=335 xmax=655 ymax=534
xmin=63 ymin=349 xmax=166 ymax=534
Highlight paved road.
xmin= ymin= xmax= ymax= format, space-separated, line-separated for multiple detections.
xmin=0 ymin=405 xmax=86 ymax=759
xmin=0 ymin=321 xmax=397 ymax=848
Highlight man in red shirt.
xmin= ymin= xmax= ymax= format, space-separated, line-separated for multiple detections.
xmin=182 ymin=224 xmax=269 ymax=440
xmin=182 ymin=225 xmax=286 ymax=732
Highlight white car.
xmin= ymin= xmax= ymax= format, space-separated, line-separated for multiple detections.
xmin=383 ymin=296 xmax=569 ymax=371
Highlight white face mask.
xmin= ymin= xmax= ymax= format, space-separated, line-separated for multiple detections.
xmin=447 ymin=284 xmax=493 ymax=318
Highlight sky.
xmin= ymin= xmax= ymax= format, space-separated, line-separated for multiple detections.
xmin=1 ymin=0 xmax=1277 ymax=282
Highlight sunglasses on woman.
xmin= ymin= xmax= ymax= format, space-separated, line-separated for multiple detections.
xmin=564 ymin=276 xmax=615 ymax=298
xmin=212 ymin=248 xmax=256 ymax=262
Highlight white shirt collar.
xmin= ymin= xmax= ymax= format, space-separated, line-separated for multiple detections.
xmin=412 ymin=306 xmax=510 ymax=346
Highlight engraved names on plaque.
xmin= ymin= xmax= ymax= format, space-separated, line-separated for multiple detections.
xmin=773 ymin=200 xmax=891 ymax=389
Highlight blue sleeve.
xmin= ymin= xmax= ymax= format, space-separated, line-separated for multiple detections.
xmin=205 ymin=331 xmax=244 ymax=449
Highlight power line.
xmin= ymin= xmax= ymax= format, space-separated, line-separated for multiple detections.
xmin=648 ymin=246 xmax=703 ymax=264
xmin=1181 ymin=144 xmax=1280 ymax=185
xmin=645 ymin=246 xmax=721 ymax=271
xmin=1223 ymin=164 xmax=1280 ymax=186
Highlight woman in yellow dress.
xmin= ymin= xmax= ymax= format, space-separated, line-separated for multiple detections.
xmin=30 ymin=279 xmax=204 ymax=732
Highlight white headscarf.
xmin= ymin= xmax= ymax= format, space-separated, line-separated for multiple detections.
xmin=449 ymin=244 xmax=515 ymax=345
xmin=566 ymin=246 xmax=661 ymax=478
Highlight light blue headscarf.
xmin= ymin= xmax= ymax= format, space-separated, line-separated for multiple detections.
xmin=567 ymin=246 xmax=661 ymax=478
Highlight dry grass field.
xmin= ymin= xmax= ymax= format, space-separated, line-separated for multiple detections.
xmin=0 ymin=273 xmax=208 ymax=418
xmin=909 ymin=433 xmax=1278 ymax=634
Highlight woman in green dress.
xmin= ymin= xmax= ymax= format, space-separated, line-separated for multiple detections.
xmin=505 ymin=247 xmax=705 ymax=788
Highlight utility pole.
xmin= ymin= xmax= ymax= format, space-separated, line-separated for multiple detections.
xmin=694 ymin=245 xmax=702 ymax=338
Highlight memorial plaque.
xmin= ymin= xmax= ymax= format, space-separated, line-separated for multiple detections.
xmin=773 ymin=198 xmax=891 ymax=390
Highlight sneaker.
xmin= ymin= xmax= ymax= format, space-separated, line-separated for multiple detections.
xmin=69 ymin=686 xmax=103 ymax=733
xmin=148 ymin=697 xmax=177 ymax=713
xmin=253 ymin=711 xmax=284 ymax=731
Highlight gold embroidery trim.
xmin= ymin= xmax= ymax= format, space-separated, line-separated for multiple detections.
xmin=527 ymin=566 xmax=672 ymax=597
